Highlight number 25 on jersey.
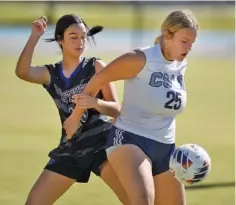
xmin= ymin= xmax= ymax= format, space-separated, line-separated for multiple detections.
xmin=164 ymin=91 xmax=181 ymax=110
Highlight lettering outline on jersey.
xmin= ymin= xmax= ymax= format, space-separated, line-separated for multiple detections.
xmin=53 ymin=83 xmax=89 ymax=123
xmin=54 ymin=83 xmax=87 ymax=104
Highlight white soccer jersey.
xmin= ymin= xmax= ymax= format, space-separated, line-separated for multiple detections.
xmin=115 ymin=44 xmax=187 ymax=144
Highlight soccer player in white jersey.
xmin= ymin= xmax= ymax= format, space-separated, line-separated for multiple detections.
xmin=65 ymin=10 xmax=199 ymax=205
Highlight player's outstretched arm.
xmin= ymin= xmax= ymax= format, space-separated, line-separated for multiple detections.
xmin=15 ymin=16 xmax=50 ymax=85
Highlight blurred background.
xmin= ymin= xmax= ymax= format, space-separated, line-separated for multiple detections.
xmin=0 ymin=1 xmax=234 ymax=205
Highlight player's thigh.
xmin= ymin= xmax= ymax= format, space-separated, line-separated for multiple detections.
xmin=108 ymin=144 xmax=155 ymax=205
xmin=154 ymin=170 xmax=186 ymax=205
xmin=100 ymin=160 xmax=130 ymax=205
xmin=25 ymin=169 xmax=75 ymax=205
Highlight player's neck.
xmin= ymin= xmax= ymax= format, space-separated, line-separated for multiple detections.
xmin=61 ymin=54 xmax=83 ymax=71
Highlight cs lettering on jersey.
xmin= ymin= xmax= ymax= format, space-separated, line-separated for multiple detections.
xmin=149 ymin=72 xmax=185 ymax=90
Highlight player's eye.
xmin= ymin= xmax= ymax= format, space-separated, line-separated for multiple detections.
xmin=70 ymin=36 xmax=77 ymax=40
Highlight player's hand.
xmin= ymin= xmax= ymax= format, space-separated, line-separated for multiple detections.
xmin=31 ymin=16 xmax=47 ymax=38
xmin=63 ymin=115 xmax=82 ymax=140
xmin=72 ymin=94 xmax=98 ymax=109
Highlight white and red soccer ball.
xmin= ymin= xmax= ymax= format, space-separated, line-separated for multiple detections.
xmin=169 ymin=144 xmax=211 ymax=185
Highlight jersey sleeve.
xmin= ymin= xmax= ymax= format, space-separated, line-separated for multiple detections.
xmin=89 ymin=57 xmax=101 ymax=76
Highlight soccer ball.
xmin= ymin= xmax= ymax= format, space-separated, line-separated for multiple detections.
xmin=169 ymin=144 xmax=211 ymax=185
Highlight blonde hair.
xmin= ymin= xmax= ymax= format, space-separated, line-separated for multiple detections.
xmin=154 ymin=10 xmax=199 ymax=44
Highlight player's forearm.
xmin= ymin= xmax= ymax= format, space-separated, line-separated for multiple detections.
xmin=71 ymin=76 xmax=108 ymax=123
xmin=15 ymin=35 xmax=39 ymax=78
xmin=71 ymin=106 xmax=86 ymax=123
xmin=94 ymin=99 xmax=121 ymax=118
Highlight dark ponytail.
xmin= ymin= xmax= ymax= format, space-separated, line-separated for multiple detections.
xmin=87 ymin=25 xmax=103 ymax=45
xmin=87 ymin=25 xmax=103 ymax=36
xmin=44 ymin=14 xmax=103 ymax=46
xmin=81 ymin=18 xmax=103 ymax=45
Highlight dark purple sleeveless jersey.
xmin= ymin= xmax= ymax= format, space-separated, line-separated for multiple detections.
xmin=43 ymin=57 xmax=107 ymax=144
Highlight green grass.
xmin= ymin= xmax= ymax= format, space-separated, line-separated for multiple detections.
xmin=0 ymin=2 xmax=234 ymax=30
xmin=0 ymin=54 xmax=234 ymax=205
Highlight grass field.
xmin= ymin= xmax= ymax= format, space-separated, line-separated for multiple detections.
xmin=0 ymin=53 xmax=234 ymax=205
xmin=0 ymin=2 xmax=234 ymax=30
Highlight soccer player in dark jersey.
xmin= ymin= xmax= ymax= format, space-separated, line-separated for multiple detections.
xmin=15 ymin=15 xmax=128 ymax=205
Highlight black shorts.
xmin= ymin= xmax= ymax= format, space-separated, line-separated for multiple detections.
xmin=45 ymin=119 xmax=112 ymax=183
xmin=44 ymin=149 xmax=107 ymax=183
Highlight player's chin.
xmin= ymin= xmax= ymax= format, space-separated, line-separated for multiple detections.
xmin=72 ymin=50 xmax=84 ymax=57
xmin=177 ymin=54 xmax=187 ymax=61
xmin=72 ymin=47 xmax=84 ymax=54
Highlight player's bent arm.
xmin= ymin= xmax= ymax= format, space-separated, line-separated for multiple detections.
xmin=70 ymin=50 xmax=145 ymax=123
xmin=15 ymin=34 xmax=50 ymax=85
xmin=84 ymin=50 xmax=146 ymax=97
xmin=93 ymin=60 xmax=121 ymax=118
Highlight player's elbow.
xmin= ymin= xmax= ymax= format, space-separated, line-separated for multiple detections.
xmin=15 ymin=68 xmax=23 ymax=79
xmin=15 ymin=66 xmax=28 ymax=80
xmin=113 ymin=110 xmax=120 ymax=118
xmin=15 ymin=68 xmax=21 ymax=78
xmin=110 ymin=104 xmax=121 ymax=118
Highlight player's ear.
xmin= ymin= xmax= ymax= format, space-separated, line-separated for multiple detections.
xmin=163 ymin=29 xmax=173 ymax=40
xmin=57 ymin=35 xmax=63 ymax=46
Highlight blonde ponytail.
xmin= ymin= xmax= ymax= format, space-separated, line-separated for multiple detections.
xmin=154 ymin=35 xmax=162 ymax=44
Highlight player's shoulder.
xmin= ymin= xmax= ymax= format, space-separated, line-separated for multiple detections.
xmin=136 ymin=44 xmax=156 ymax=52
xmin=82 ymin=56 xmax=101 ymax=68
xmin=43 ymin=61 xmax=61 ymax=74
xmin=135 ymin=44 xmax=160 ymax=62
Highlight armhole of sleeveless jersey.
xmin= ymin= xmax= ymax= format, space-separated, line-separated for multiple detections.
xmin=92 ymin=57 xmax=101 ymax=75
xmin=42 ymin=64 xmax=53 ymax=89
xmin=134 ymin=49 xmax=147 ymax=78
